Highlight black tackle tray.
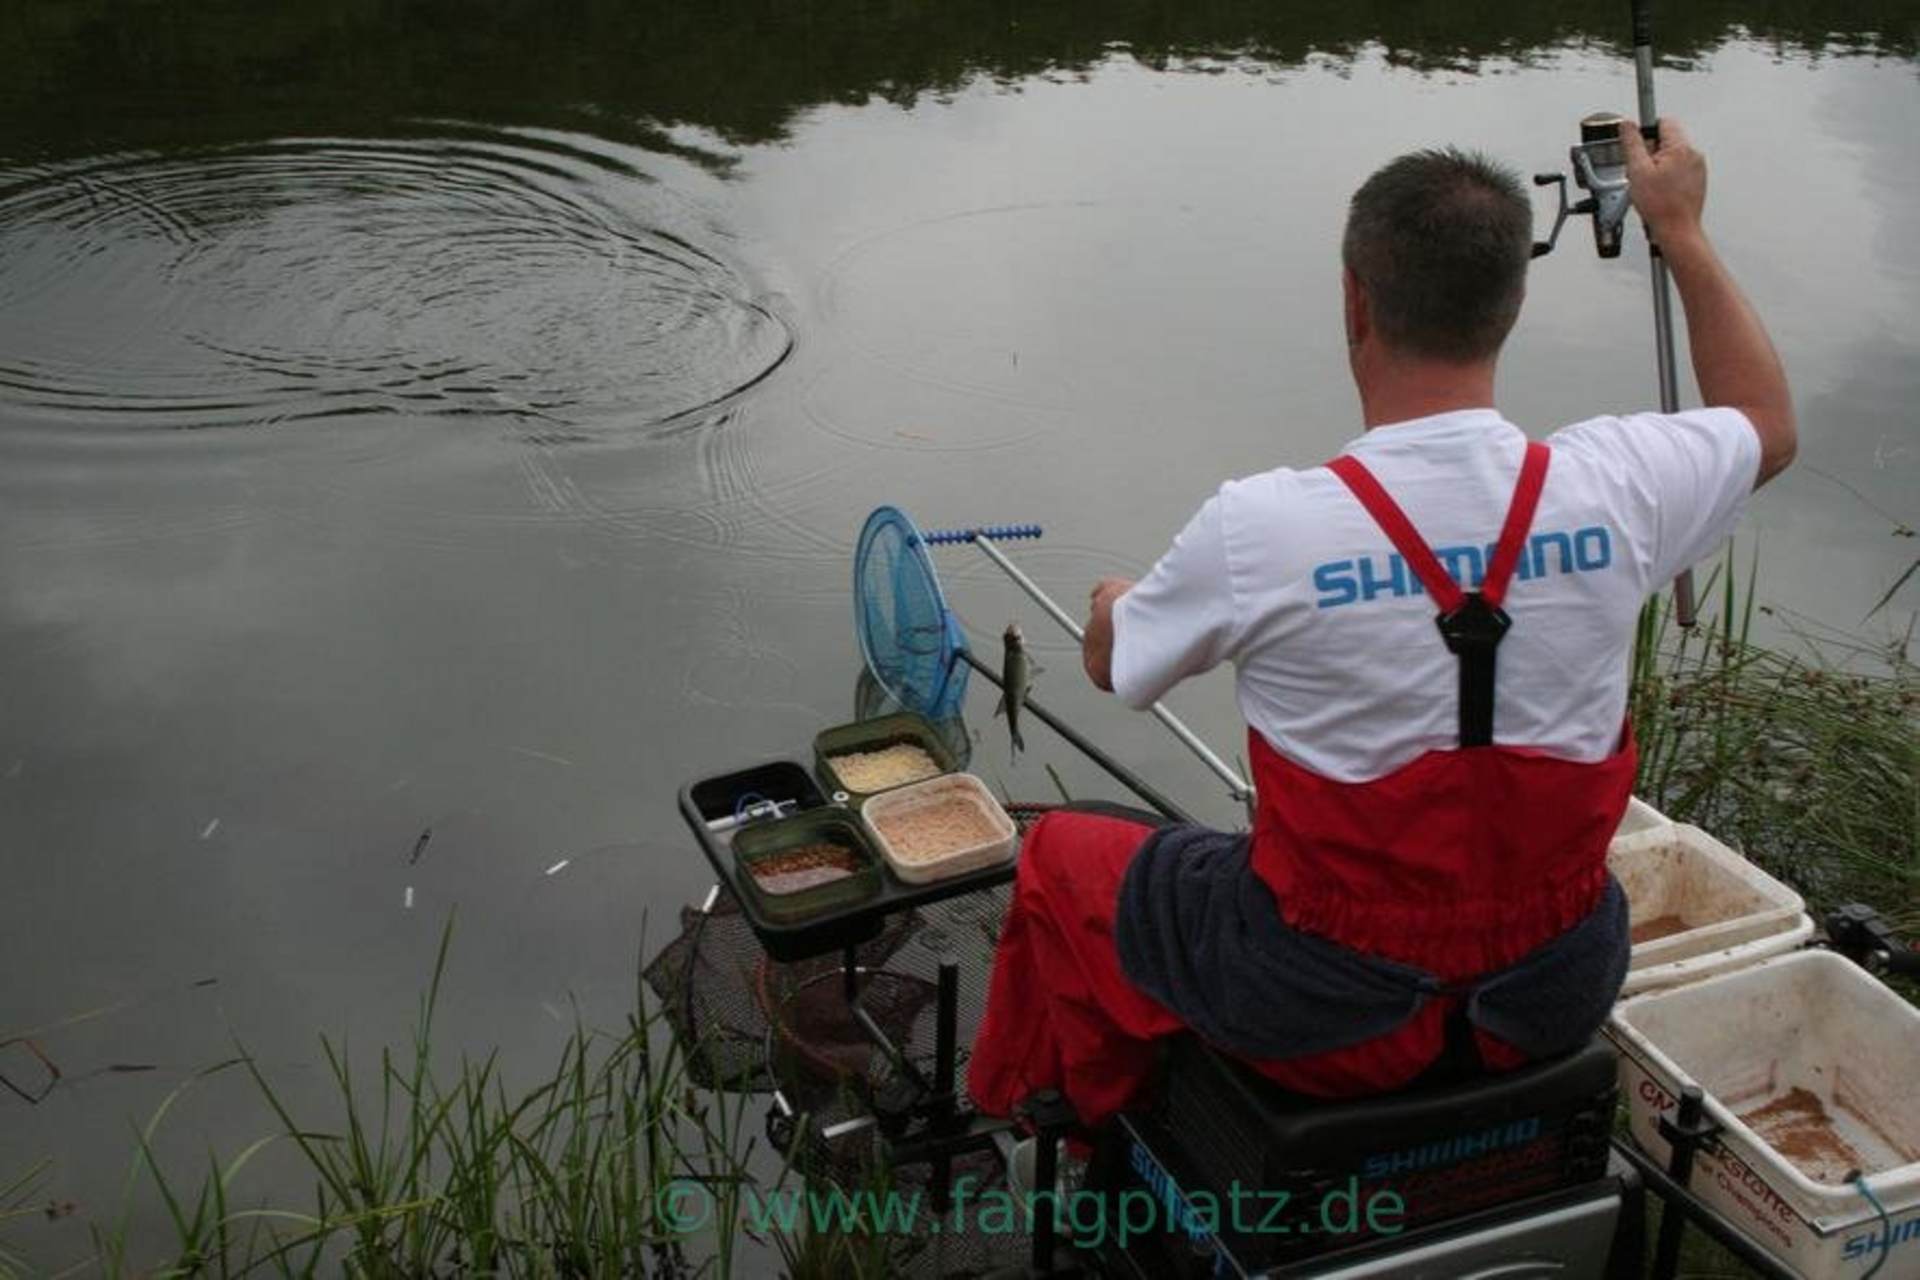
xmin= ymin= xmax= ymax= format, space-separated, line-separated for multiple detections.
xmin=679 ymin=758 xmax=1021 ymax=963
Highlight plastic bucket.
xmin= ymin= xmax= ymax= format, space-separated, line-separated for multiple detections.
xmin=1614 ymin=795 xmax=1673 ymax=839
xmin=1610 ymin=950 xmax=1920 ymax=1278
xmin=1609 ymin=823 xmax=1811 ymax=997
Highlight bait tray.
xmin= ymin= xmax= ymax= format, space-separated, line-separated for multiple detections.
xmin=860 ymin=773 xmax=1017 ymax=885
xmin=731 ymin=809 xmax=882 ymax=926
xmin=812 ymin=711 xmax=956 ymax=804
xmin=680 ymin=759 xmax=1020 ymax=962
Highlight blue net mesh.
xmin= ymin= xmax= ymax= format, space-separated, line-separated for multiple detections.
xmin=853 ymin=506 xmax=969 ymax=722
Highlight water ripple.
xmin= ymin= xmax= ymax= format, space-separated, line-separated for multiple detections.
xmin=0 ymin=130 xmax=794 ymax=440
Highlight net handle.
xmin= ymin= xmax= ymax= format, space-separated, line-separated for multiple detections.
xmin=920 ymin=524 xmax=1042 ymax=545
xmin=922 ymin=522 xmax=1254 ymax=808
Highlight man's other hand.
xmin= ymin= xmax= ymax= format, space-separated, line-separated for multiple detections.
xmin=1082 ymin=577 xmax=1134 ymax=693
xmin=1620 ymin=117 xmax=1706 ymax=244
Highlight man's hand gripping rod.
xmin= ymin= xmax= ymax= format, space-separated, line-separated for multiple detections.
xmin=921 ymin=524 xmax=1256 ymax=807
xmin=1531 ymin=0 xmax=1698 ymax=627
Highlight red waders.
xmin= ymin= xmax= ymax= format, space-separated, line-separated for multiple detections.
xmin=968 ymin=443 xmax=1637 ymax=1125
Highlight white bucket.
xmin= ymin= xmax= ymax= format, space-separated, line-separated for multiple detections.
xmin=1615 ymin=794 xmax=1673 ymax=839
xmin=1609 ymin=823 xmax=1812 ymax=996
xmin=1610 ymin=950 xmax=1920 ymax=1278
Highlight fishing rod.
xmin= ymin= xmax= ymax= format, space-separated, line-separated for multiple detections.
xmin=920 ymin=524 xmax=1257 ymax=809
xmin=1531 ymin=0 xmax=1698 ymax=627
xmin=1632 ymin=0 xmax=1698 ymax=628
xmin=956 ymin=649 xmax=1194 ymax=825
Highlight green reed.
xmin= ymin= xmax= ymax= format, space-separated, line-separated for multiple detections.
xmin=71 ymin=919 xmax=813 ymax=1278
xmin=1 ymin=1161 xmax=52 ymax=1280
xmin=1630 ymin=546 xmax=1919 ymax=931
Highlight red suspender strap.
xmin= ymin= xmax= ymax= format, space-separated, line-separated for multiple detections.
xmin=1483 ymin=442 xmax=1551 ymax=607
xmin=1323 ymin=456 xmax=1466 ymax=613
xmin=1325 ymin=442 xmax=1551 ymax=607
xmin=1327 ymin=440 xmax=1553 ymax=749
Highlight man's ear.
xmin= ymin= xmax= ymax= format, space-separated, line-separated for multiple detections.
xmin=1342 ymin=266 xmax=1368 ymax=350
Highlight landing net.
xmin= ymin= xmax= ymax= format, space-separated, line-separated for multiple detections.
xmin=852 ymin=505 xmax=970 ymax=723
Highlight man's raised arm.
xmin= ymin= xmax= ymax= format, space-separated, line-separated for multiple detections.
xmin=1621 ymin=118 xmax=1796 ymax=486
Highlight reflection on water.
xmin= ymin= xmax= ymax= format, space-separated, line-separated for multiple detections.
xmin=3 ymin=0 xmax=1913 ymax=162
xmin=0 ymin=130 xmax=791 ymax=438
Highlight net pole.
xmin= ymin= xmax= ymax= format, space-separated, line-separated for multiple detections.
xmin=970 ymin=534 xmax=1254 ymax=806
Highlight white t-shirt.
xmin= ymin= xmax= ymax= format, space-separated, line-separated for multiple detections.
xmin=1111 ymin=407 xmax=1760 ymax=783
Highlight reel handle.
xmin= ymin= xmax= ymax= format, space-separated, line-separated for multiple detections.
xmin=919 ymin=524 xmax=1043 ymax=546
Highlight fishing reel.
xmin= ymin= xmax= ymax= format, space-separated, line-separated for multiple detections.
xmin=1531 ymin=111 xmax=1636 ymax=260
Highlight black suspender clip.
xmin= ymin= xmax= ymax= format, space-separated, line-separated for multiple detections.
xmin=1435 ymin=593 xmax=1510 ymax=749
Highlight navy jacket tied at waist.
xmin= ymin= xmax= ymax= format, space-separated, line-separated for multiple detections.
xmin=1113 ymin=823 xmax=1630 ymax=1063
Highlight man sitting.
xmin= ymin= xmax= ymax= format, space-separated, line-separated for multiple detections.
xmin=968 ymin=119 xmax=1795 ymax=1127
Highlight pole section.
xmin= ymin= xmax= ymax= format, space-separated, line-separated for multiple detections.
xmin=969 ymin=533 xmax=1254 ymax=807
xmin=959 ymin=650 xmax=1195 ymax=824
xmin=1632 ymin=0 xmax=1698 ymax=627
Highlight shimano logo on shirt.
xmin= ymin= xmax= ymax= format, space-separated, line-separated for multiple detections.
xmin=1312 ymin=527 xmax=1614 ymax=609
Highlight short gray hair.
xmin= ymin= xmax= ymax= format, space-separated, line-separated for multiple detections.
xmin=1342 ymin=148 xmax=1533 ymax=363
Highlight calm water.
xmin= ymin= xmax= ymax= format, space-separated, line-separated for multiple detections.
xmin=3 ymin=1 xmax=1917 ymax=1265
